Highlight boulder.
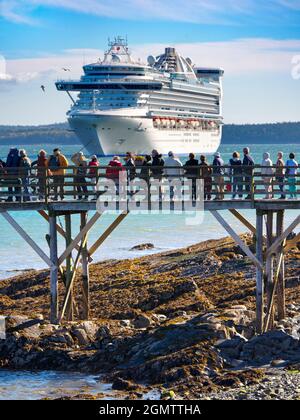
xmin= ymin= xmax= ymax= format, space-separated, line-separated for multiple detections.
xmin=130 ymin=243 xmax=154 ymax=251
xmin=71 ymin=327 xmax=90 ymax=346
xmin=133 ymin=314 xmax=153 ymax=329
xmin=5 ymin=316 xmax=43 ymax=339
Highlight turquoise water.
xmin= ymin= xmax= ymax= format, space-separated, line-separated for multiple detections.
xmin=0 ymin=370 xmax=112 ymax=400
xmin=0 ymin=143 xmax=299 ymax=278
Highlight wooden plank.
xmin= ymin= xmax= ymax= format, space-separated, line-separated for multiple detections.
xmin=210 ymin=210 xmax=263 ymax=270
xmin=1 ymin=211 xmax=53 ymax=268
xmin=265 ymin=211 xmax=274 ymax=330
xmin=58 ymin=211 xmax=101 ymax=265
xmin=80 ymin=212 xmax=90 ymax=320
xmin=256 ymin=210 xmax=264 ymax=334
xmin=266 ymin=214 xmax=300 ymax=257
xmin=65 ymin=214 xmax=73 ymax=321
xmin=49 ymin=215 xmax=59 ymax=324
xmin=229 ymin=209 xmax=257 ymax=235
xmin=59 ymin=238 xmax=86 ymax=322
xmin=276 ymin=210 xmax=286 ymax=320
xmin=39 ymin=210 xmax=93 ymax=262
xmin=88 ymin=212 xmax=128 ymax=257
xmin=264 ymin=251 xmax=284 ymax=332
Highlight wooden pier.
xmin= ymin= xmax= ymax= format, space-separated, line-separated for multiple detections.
xmin=0 ymin=165 xmax=299 ymax=334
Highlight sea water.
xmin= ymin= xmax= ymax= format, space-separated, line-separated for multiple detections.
xmin=0 ymin=370 xmax=112 ymax=400
xmin=0 ymin=143 xmax=298 ymax=278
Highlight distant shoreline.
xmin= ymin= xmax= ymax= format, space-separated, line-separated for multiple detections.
xmin=0 ymin=121 xmax=299 ymax=145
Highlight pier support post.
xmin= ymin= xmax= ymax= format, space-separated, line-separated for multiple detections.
xmin=65 ymin=213 xmax=74 ymax=321
xmin=276 ymin=210 xmax=286 ymax=320
xmin=256 ymin=210 xmax=264 ymax=334
xmin=49 ymin=213 xmax=59 ymax=324
xmin=265 ymin=211 xmax=275 ymax=329
xmin=80 ymin=212 xmax=90 ymax=320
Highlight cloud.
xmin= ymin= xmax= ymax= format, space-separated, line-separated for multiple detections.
xmin=1 ymin=37 xmax=298 ymax=91
xmin=1 ymin=0 xmax=300 ymax=25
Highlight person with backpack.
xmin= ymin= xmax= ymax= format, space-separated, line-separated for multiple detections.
xmin=243 ymin=147 xmax=255 ymax=199
xmin=18 ymin=149 xmax=31 ymax=202
xmin=71 ymin=151 xmax=88 ymax=200
xmin=5 ymin=148 xmax=21 ymax=202
xmin=229 ymin=151 xmax=243 ymax=199
xmin=286 ymin=152 xmax=298 ymax=199
xmin=31 ymin=150 xmax=48 ymax=199
xmin=48 ymin=148 xmax=68 ymax=200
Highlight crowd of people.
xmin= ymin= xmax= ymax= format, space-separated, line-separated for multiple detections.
xmin=0 ymin=147 xmax=298 ymax=202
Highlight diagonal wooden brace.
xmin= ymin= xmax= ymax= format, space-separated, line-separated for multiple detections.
xmin=210 ymin=210 xmax=263 ymax=271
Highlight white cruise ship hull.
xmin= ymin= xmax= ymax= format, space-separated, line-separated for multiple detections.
xmin=69 ymin=114 xmax=222 ymax=156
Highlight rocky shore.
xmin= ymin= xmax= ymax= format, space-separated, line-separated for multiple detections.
xmin=0 ymin=234 xmax=299 ymax=400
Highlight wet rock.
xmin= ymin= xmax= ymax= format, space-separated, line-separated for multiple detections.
xmin=71 ymin=327 xmax=90 ymax=346
xmin=112 ymin=377 xmax=138 ymax=391
xmin=133 ymin=314 xmax=153 ymax=329
xmin=130 ymin=243 xmax=155 ymax=251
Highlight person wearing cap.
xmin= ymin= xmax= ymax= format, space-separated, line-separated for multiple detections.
xmin=243 ymin=147 xmax=255 ymax=199
xmin=48 ymin=148 xmax=69 ymax=200
xmin=212 ymin=152 xmax=225 ymax=200
xmin=164 ymin=151 xmax=183 ymax=199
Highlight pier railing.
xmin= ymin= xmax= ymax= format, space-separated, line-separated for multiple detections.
xmin=0 ymin=165 xmax=299 ymax=204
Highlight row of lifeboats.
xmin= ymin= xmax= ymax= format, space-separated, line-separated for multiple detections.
xmin=152 ymin=117 xmax=219 ymax=130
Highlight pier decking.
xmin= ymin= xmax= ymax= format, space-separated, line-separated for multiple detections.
xmin=0 ymin=165 xmax=299 ymax=334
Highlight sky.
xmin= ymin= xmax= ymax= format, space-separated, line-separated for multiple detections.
xmin=0 ymin=0 xmax=300 ymax=125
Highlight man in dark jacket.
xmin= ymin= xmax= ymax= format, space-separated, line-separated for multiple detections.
xmin=212 ymin=152 xmax=225 ymax=200
xmin=185 ymin=153 xmax=199 ymax=200
xmin=6 ymin=148 xmax=21 ymax=202
xmin=243 ymin=147 xmax=255 ymax=199
xmin=151 ymin=150 xmax=164 ymax=178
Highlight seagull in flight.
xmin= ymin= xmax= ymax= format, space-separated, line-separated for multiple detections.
xmin=62 ymin=67 xmax=70 ymax=71
xmin=40 ymin=85 xmax=45 ymax=92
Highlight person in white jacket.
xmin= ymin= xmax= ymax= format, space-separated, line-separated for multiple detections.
xmin=164 ymin=151 xmax=183 ymax=199
xmin=261 ymin=152 xmax=274 ymax=199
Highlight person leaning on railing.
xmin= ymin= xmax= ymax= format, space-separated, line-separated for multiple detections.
xmin=261 ymin=152 xmax=274 ymax=199
xmin=243 ymin=147 xmax=255 ymax=199
xmin=47 ymin=148 xmax=68 ymax=201
xmin=228 ymin=151 xmax=243 ymax=199
xmin=18 ymin=150 xmax=32 ymax=202
xmin=88 ymin=155 xmax=99 ymax=199
xmin=31 ymin=150 xmax=48 ymax=200
xmin=286 ymin=153 xmax=298 ymax=199
xmin=71 ymin=152 xmax=88 ymax=200
xmin=212 ymin=152 xmax=225 ymax=200
xmin=199 ymin=155 xmax=212 ymax=201
xmin=275 ymin=151 xmax=285 ymax=199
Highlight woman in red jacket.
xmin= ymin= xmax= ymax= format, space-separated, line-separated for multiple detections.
xmin=106 ymin=156 xmax=124 ymax=194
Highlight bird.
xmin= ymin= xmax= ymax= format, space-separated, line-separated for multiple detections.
xmin=62 ymin=67 xmax=70 ymax=72
xmin=40 ymin=85 xmax=45 ymax=92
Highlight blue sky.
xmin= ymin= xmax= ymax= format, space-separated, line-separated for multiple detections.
xmin=0 ymin=0 xmax=300 ymax=125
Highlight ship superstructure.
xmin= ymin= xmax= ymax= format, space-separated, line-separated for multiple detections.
xmin=56 ymin=37 xmax=224 ymax=155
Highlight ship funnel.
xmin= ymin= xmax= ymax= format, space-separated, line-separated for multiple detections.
xmin=165 ymin=47 xmax=176 ymax=55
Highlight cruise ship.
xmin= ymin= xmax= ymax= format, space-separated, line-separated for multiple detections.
xmin=56 ymin=37 xmax=224 ymax=156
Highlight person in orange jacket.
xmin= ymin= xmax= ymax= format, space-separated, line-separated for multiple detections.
xmin=47 ymin=148 xmax=69 ymax=200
